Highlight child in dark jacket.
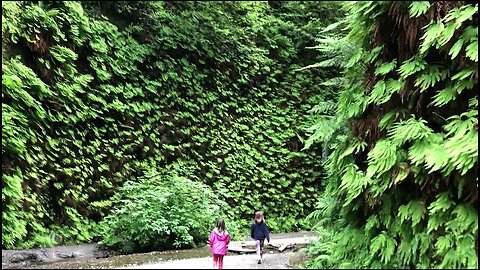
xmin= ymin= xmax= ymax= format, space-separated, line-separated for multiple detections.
xmin=250 ymin=211 xmax=270 ymax=264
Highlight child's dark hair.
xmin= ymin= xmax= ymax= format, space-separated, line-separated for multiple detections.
xmin=216 ymin=218 xmax=226 ymax=232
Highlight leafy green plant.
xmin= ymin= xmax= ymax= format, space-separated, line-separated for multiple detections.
xmin=98 ymin=169 xmax=226 ymax=253
xmin=304 ymin=1 xmax=478 ymax=269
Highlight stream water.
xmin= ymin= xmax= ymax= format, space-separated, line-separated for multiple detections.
xmin=8 ymin=246 xmax=212 ymax=269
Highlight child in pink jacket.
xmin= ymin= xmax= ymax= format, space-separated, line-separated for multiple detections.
xmin=209 ymin=218 xmax=231 ymax=269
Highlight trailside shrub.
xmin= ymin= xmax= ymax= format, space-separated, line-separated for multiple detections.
xmin=98 ymin=169 xmax=227 ymax=253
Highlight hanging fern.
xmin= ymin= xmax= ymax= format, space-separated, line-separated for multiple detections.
xmin=305 ymin=1 xmax=478 ymax=269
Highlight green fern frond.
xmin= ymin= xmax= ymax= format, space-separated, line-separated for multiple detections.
xmin=465 ymin=40 xmax=478 ymax=62
xmin=50 ymin=46 xmax=78 ymax=63
xmin=408 ymin=1 xmax=431 ymax=18
xmin=366 ymin=139 xmax=397 ymax=178
xmin=398 ymin=55 xmax=427 ymax=78
xmin=414 ymin=65 xmax=446 ymax=91
xmin=374 ymin=59 xmax=397 ymax=76
xmin=398 ymin=200 xmax=426 ymax=227
xmin=435 ymin=234 xmax=453 ymax=256
xmin=370 ymin=232 xmax=396 ymax=264
xmin=388 ymin=117 xmax=433 ymax=146
xmin=420 ymin=21 xmax=445 ymax=54
xmin=433 ymin=78 xmax=475 ymax=107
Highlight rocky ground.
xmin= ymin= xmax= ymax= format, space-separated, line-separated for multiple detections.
xmin=2 ymin=232 xmax=317 ymax=269
xmin=2 ymin=243 xmax=109 ymax=269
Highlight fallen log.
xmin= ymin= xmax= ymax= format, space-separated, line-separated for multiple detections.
xmin=227 ymin=245 xmax=256 ymax=254
xmin=266 ymin=243 xmax=281 ymax=249
xmin=278 ymin=243 xmax=294 ymax=252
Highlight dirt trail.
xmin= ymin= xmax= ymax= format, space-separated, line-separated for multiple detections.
xmin=122 ymin=251 xmax=295 ymax=269
xmin=122 ymin=232 xmax=318 ymax=269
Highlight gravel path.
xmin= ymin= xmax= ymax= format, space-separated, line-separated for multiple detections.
xmin=123 ymin=251 xmax=294 ymax=269
xmin=3 ymin=232 xmax=316 ymax=269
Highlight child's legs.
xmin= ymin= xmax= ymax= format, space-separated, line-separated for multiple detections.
xmin=213 ymin=254 xmax=219 ymax=266
xmin=259 ymin=239 xmax=265 ymax=256
xmin=218 ymin=255 xmax=224 ymax=269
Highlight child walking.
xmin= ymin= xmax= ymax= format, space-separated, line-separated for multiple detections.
xmin=250 ymin=211 xmax=270 ymax=264
xmin=209 ymin=218 xmax=231 ymax=269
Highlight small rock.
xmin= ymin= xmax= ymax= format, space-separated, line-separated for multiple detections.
xmin=58 ymin=252 xmax=75 ymax=259
xmin=9 ymin=252 xmax=43 ymax=263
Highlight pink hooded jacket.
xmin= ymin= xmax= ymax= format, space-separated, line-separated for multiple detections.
xmin=209 ymin=228 xmax=231 ymax=255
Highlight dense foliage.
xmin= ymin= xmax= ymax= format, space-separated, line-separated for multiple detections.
xmin=98 ymin=168 xmax=227 ymax=253
xmin=2 ymin=1 xmax=341 ymax=250
xmin=305 ymin=1 xmax=478 ymax=268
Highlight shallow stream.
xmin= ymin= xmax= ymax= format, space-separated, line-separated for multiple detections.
xmin=8 ymin=246 xmax=212 ymax=269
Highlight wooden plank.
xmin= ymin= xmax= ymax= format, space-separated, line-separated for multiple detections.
xmin=278 ymin=243 xmax=295 ymax=252
xmin=278 ymin=244 xmax=289 ymax=252
xmin=266 ymin=243 xmax=281 ymax=249
xmin=227 ymin=246 xmax=256 ymax=254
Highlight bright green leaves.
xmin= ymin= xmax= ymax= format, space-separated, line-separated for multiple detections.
xmin=398 ymin=55 xmax=427 ymax=78
xmin=99 ymin=171 xmax=227 ymax=252
xmin=2 ymin=61 xmax=48 ymax=120
xmin=427 ymin=193 xmax=454 ymax=232
xmin=340 ymin=164 xmax=369 ymax=206
xmin=89 ymin=37 xmax=108 ymax=53
xmin=3 ymin=59 xmax=51 ymax=97
xmin=388 ymin=117 xmax=432 ymax=145
xmin=345 ymin=50 xmax=363 ymax=68
xmin=366 ymin=139 xmax=397 ymax=178
xmin=426 ymin=202 xmax=478 ymax=268
xmin=365 ymin=215 xmax=380 ymax=231
xmin=420 ymin=21 xmax=445 ymax=54
xmin=437 ymin=23 xmax=456 ymax=47
xmin=414 ymin=65 xmax=447 ymax=91
xmin=370 ymin=232 xmax=397 ymax=264
xmin=367 ymin=78 xmax=403 ymax=105
xmin=1 ymin=168 xmax=29 ymax=248
xmin=398 ymin=200 xmax=426 ymax=227
xmin=421 ymin=4 xmax=478 ymax=59
xmin=378 ymin=110 xmax=405 ymax=131
xmin=305 ymin=1 xmax=478 ymax=269
xmin=445 ymin=204 xmax=478 ymax=235
xmin=435 ymin=234 xmax=453 ymax=255
xmin=374 ymin=59 xmax=397 ymax=76
xmin=2 ymin=104 xmax=29 ymax=155
xmin=367 ymin=80 xmax=386 ymax=104
xmin=443 ymin=110 xmax=478 ymax=175
xmin=449 ymin=38 xmax=464 ymax=59
xmin=4 ymin=0 xmax=336 ymax=249
xmin=422 ymin=134 xmax=450 ymax=173
xmin=2 ymin=169 xmax=25 ymax=201
xmin=465 ymin=39 xmax=478 ymax=61
xmin=407 ymin=133 xmax=452 ymax=174
xmin=444 ymin=4 xmax=478 ymax=26
xmin=50 ymin=46 xmax=78 ymax=63
xmin=408 ymin=1 xmax=431 ymax=18
xmin=431 ymin=79 xmax=474 ymax=107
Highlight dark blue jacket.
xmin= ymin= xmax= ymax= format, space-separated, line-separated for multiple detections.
xmin=250 ymin=221 xmax=270 ymax=242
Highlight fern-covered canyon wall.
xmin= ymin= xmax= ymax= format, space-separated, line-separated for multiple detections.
xmin=2 ymin=1 xmax=341 ymax=250
xmin=304 ymin=1 xmax=478 ymax=268
xmin=4 ymin=1 xmax=476 ymax=267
